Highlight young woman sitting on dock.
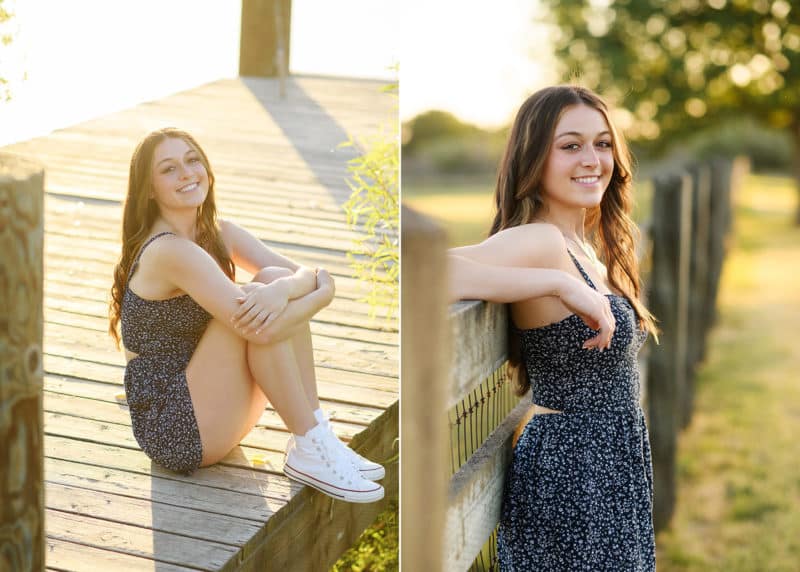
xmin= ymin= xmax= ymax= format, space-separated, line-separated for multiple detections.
xmin=108 ymin=127 xmax=384 ymax=504
xmin=448 ymin=86 xmax=659 ymax=569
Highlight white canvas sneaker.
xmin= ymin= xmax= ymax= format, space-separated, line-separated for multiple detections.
xmin=314 ymin=409 xmax=386 ymax=481
xmin=284 ymin=424 xmax=384 ymax=503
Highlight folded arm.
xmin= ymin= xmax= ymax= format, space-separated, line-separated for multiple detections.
xmin=220 ymin=218 xmax=300 ymax=273
xmin=447 ymin=222 xmax=568 ymax=302
xmin=156 ymin=236 xmax=330 ymax=344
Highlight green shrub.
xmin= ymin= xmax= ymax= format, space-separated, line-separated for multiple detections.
xmin=342 ymin=79 xmax=399 ymax=321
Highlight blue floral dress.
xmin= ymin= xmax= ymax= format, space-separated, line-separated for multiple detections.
xmin=497 ymin=250 xmax=655 ymax=571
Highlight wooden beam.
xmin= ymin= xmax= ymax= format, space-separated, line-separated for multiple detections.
xmin=447 ymin=301 xmax=508 ymax=410
xmin=443 ymin=398 xmax=529 ymax=570
xmin=400 ymin=206 xmax=449 ymax=572
xmin=239 ymin=0 xmax=292 ymax=78
xmin=0 ymin=154 xmax=45 ymax=572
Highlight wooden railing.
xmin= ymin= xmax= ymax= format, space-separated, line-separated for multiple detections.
xmin=402 ymin=155 xmax=747 ymax=571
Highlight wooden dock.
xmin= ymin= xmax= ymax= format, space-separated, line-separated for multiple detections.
xmin=1 ymin=75 xmax=398 ymax=571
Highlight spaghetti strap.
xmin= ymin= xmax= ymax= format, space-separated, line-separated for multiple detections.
xmin=130 ymin=231 xmax=176 ymax=279
xmin=566 ymin=248 xmax=598 ymax=291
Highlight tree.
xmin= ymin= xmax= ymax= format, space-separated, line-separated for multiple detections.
xmin=543 ymin=0 xmax=800 ymax=222
xmin=0 ymin=0 xmax=13 ymax=102
xmin=402 ymin=110 xmax=483 ymax=155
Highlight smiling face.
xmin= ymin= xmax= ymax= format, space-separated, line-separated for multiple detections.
xmin=150 ymin=137 xmax=209 ymax=212
xmin=540 ymin=104 xmax=615 ymax=211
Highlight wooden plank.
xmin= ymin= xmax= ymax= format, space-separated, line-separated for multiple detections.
xmin=44 ymin=408 xmax=291 ymax=462
xmin=46 ymin=537 xmax=195 ymax=572
xmin=45 ymin=456 xmax=279 ymax=523
xmin=44 ymin=435 xmax=295 ymax=502
xmin=448 ymin=301 xmax=508 ymax=410
xmin=46 ymin=482 xmax=259 ymax=547
xmin=443 ymin=399 xmax=529 ymax=570
xmin=46 ymin=509 xmax=237 ymax=571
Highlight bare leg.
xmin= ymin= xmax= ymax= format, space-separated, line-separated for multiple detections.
xmin=289 ymin=321 xmax=320 ymax=410
xmin=248 ymin=266 xmax=321 ymax=417
xmin=246 ymin=338 xmax=316 ymax=435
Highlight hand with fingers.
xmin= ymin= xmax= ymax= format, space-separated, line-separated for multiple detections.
xmin=231 ymin=280 xmax=291 ymax=335
xmin=315 ymin=268 xmax=336 ymax=304
xmin=556 ymin=274 xmax=616 ymax=351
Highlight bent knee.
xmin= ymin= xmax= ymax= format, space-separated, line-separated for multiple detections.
xmin=252 ymin=266 xmax=293 ymax=284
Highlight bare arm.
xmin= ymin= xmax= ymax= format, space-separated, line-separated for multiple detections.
xmin=449 ymin=223 xmax=566 ymax=267
xmin=447 ymin=223 xmax=616 ymax=348
xmin=155 ymin=236 xmax=315 ymax=345
xmin=447 ymin=222 xmax=567 ymax=302
xmin=252 ymin=269 xmax=335 ymax=344
xmin=220 ymin=218 xmax=300 ymax=273
xmin=448 ymin=254 xmax=569 ymax=303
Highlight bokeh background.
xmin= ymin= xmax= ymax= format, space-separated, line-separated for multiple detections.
xmin=402 ymin=0 xmax=800 ymax=570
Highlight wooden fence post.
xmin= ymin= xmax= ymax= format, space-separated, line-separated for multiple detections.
xmin=683 ymin=164 xmax=711 ymax=428
xmin=401 ymin=206 xmax=449 ymax=572
xmin=0 ymin=154 xmax=45 ymax=572
xmin=239 ymin=0 xmax=292 ymax=77
xmin=704 ymin=158 xmax=734 ymax=332
xmin=647 ymin=172 xmax=692 ymax=532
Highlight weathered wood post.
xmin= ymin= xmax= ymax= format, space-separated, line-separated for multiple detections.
xmin=704 ymin=158 xmax=734 ymax=333
xmin=401 ymin=206 xmax=449 ymax=572
xmin=647 ymin=172 xmax=692 ymax=532
xmin=239 ymin=0 xmax=292 ymax=78
xmin=683 ymin=163 xmax=711 ymax=428
xmin=0 ymin=154 xmax=45 ymax=571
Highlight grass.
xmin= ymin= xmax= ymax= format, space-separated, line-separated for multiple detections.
xmin=655 ymin=173 xmax=800 ymax=571
xmin=402 ymin=180 xmax=494 ymax=247
xmin=330 ymin=502 xmax=398 ymax=571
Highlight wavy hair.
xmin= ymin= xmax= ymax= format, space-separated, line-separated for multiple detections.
xmin=108 ymin=128 xmax=235 ymax=349
xmin=489 ymin=86 xmax=659 ymax=395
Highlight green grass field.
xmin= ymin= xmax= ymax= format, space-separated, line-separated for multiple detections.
xmin=402 ymin=172 xmax=800 ymax=569
xmin=403 ymin=180 xmax=495 ymax=247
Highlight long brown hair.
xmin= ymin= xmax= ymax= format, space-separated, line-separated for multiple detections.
xmin=108 ymin=128 xmax=235 ymax=349
xmin=490 ymin=86 xmax=659 ymax=395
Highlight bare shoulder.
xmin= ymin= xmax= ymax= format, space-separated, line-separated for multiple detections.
xmin=451 ymin=222 xmax=567 ymax=268
xmin=217 ymin=217 xmax=237 ymax=254
xmin=148 ymin=233 xmax=209 ymax=268
xmin=515 ymin=222 xmax=568 ymax=267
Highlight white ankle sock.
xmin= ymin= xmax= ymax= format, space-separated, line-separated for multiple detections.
xmin=313 ymin=408 xmax=327 ymax=425
xmin=297 ymin=421 xmax=324 ymax=440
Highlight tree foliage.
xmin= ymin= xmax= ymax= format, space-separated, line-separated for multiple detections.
xmin=342 ymin=78 xmax=399 ymax=322
xmin=0 ymin=0 xmax=14 ymax=102
xmin=403 ymin=110 xmax=484 ymax=154
xmin=542 ymin=0 xmax=800 ymax=148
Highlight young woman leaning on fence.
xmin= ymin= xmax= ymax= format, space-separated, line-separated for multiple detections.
xmin=108 ymin=128 xmax=384 ymax=503
xmin=448 ymin=86 xmax=660 ymax=570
